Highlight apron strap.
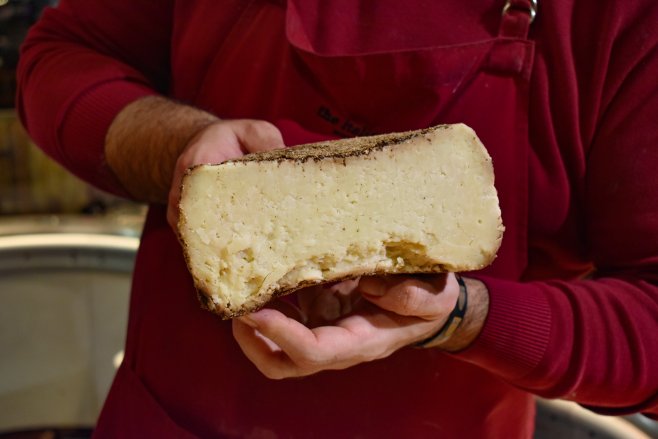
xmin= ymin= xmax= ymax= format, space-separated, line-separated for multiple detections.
xmin=499 ymin=0 xmax=537 ymax=39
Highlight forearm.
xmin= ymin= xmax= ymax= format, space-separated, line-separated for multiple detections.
xmin=105 ymin=96 xmax=219 ymax=203
xmin=454 ymin=276 xmax=658 ymax=417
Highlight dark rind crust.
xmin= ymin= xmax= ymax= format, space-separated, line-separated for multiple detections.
xmin=231 ymin=126 xmax=446 ymax=163
xmin=184 ymin=125 xmax=450 ymax=175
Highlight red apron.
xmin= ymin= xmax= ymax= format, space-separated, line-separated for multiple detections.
xmin=96 ymin=1 xmax=537 ymax=437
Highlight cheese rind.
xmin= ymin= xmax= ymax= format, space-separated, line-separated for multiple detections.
xmin=178 ymin=124 xmax=503 ymax=318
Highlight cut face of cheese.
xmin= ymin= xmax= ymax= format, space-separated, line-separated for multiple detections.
xmin=177 ymin=123 xmax=503 ymax=318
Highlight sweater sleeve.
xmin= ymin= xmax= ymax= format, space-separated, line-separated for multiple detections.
xmin=456 ymin=4 xmax=658 ymax=418
xmin=16 ymin=0 xmax=172 ymax=196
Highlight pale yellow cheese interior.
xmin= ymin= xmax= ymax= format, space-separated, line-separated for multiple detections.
xmin=178 ymin=124 xmax=503 ymax=317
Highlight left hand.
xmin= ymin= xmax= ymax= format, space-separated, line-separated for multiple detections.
xmin=232 ymin=273 xmax=460 ymax=379
xmin=166 ymin=119 xmax=285 ymax=229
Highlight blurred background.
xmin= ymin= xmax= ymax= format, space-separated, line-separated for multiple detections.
xmin=0 ymin=1 xmax=656 ymax=438
xmin=1 ymin=1 xmax=144 ymax=438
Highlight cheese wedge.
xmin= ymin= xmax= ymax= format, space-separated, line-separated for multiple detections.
xmin=178 ymin=123 xmax=503 ymax=318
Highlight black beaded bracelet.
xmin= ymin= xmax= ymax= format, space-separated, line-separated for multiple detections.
xmin=414 ymin=274 xmax=468 ymax=349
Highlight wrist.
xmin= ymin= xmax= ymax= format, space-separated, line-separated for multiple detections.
xmin=415 ymin=274 xmax=468 ymax=348
xmin=420 ymin=276 xmax=489 ymax=352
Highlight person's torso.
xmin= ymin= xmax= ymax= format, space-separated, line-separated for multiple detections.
xmin=106 ymin=1 xmax=607 ymax=437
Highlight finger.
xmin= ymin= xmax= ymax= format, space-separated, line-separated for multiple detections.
xmin=334 ymin=306 xmax=440 ymax=355
xmin=264 ymin=298 xmax=305 ymax=322
xmin=245 ymin=308 xmax=371 ymax=371
xmin=296 ymin=285 xmax=326 ymax=318
xmin=187 ymin=123 xmax=244 ymax=163
xmin=296 ymin=284 xmax=346 ymax=327
xmin=358 ymin=274 xmax=457 ymax=320
xmin=238 ymin=306 xmax=440 ymax=378
xmin=233 ymin=120 xmax=285 ymax=153
xmin=296 ymin=279 xmax=364 ymax=327
xmin=309 ymin=291 xmax=343 ymax=326
xmin=232 ymin=318 xmax=297 ymax=379
xmin=242 ymin=308 xmax=323 ymax=359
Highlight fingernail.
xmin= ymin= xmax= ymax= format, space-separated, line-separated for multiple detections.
xmin=238 ymin=315 xmax=258 ymax=329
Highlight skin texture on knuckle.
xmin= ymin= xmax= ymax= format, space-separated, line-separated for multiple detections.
xmin=296 ymin=356 xmax=323 ymax=373
xmin=256 ymin=120 xmax=282 ymax=137
xmin=295 ymin=340 xmax=334 ymax=370
xmin=396 ymin=282 xmax=428 ymax=316
xmin=248 ymin=120 xmax=283 ymax=147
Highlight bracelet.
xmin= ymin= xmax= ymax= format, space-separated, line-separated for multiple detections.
xmin=414 ymin=274 xmax=468 ymax=349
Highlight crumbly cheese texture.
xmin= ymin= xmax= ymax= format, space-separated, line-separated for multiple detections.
xmin=178 ymin=124 xmax=503 ymax=318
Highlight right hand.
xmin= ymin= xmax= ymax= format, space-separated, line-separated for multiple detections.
xmin=166 ymin=119 xmax=285 ymax=229
xmin=232 ymin=273 xmax=461 ymax=379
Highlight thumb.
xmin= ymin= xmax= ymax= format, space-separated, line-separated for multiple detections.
xmin=233 ymin=120 xmax=285 ymax=153
xmin=358 ymin=274 xmax=457 ymax=321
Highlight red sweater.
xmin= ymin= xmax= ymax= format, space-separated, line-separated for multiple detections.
xmin=17 ymin=1 xmax=658 ymax=437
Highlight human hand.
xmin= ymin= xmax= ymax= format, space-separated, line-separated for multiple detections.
xmin=166 ymin=119 xmax=285 ymax=229
xmin=232 ymin=273 xmax=461 ymax=379
xmin=295 ymin=278 xmax=365 ymax=327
